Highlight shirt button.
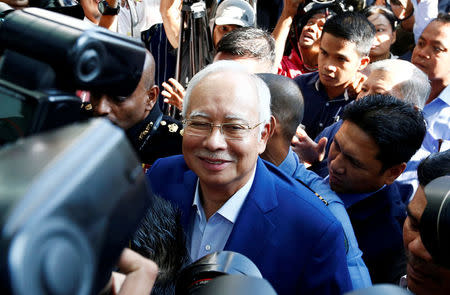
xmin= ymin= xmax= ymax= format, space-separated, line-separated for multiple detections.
xmin=325 ymin=102 xmax=329 ymax=106
xmin=319 ymin=123 xmax=323 ymax=127
xmin=205 ymin=245 xmax=211 ymax=251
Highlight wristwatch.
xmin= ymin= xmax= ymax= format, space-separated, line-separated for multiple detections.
xmin=98 ymin=0 xmax=120 ymax=15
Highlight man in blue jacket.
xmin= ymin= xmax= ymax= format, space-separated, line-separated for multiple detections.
xmin=146 ymin=60 xmax=351 ymax=294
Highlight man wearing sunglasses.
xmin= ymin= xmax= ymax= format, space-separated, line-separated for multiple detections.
xmin=146 ymin=60 xmax=352 ymax=295
xmin=89 ymin=50 xmax=183 ymax=165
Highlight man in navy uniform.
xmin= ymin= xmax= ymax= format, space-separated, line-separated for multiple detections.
xmin=89 ymin=50 xmax=183 ymax=166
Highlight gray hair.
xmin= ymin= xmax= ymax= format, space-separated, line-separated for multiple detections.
xmin=369 ymin=59 xmax=430 ymax=109
xmin=182 ymin=60 xmax=271 ymax=131
xmin=215 ymin=27 xmax=276 ymax=71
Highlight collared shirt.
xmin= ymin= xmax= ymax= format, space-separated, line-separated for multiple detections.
xmin=294 ymin=72 xmax=352 ymax=139
xmin=188 ymin=167 xmax=256 ymax=262
xmin=278 ymin=149 xmax=372 ymax=289
xmin=423 ymin=85 xmax=450 ymax=147
xmin=326 ymin=176 xmax=386 ymax=209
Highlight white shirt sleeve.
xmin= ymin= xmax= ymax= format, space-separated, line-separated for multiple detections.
xmin=412 ymin=0 xmax=438 ymax=43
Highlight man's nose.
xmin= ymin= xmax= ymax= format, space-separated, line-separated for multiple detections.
xmin=416 ymin=46 xmax=431 ymax=60
xmin=407 ymin=233 xmax=433 ymax=262
xmin=203 ymin=126 xmax=227 ymax=151
xmin=329 ymin=154 xmax=345 ymax=175
xmin=323 ymin=62 xmax=337 ymax=73
xmin=94 ymin=96 xmax=112 ymax=116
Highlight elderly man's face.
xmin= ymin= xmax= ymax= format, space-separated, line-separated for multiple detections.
xmin=412 ymin=21 xmax=450 ymax=82
xmin=403 ymin=185 xmax=450 ymax=295
xmin=357 ymin=69 xmax=403 ymax=100
xmin=182 ymin=71 xmax=269 ymax=195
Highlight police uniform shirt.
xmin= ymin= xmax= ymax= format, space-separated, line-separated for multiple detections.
xmin=126 ymin=105 xmax=183 ymax=165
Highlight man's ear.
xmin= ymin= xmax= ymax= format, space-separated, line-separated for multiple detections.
xmin=383 ymin=162 xmax=407 ymax=185
xmin=257 ymin=120 xmax=272 ymax=154
xmin=145 ymin=85 xmax=159 ymax=111
xmin=268 ymin=115 xmax=277 ymax=139
xmin=358 ymin=55 xmax=371 ymax=71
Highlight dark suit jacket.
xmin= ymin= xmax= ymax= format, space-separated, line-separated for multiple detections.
xmin=147 ymin=155 xmax=352 ymax=295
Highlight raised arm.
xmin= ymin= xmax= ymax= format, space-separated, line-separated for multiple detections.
xmin=271 ymin=0 xmax=304 ymax=73
xmin=160 ymin=0 xmax=182 ymax=49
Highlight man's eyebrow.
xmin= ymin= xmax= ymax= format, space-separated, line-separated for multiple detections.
xmin=189 ymin=111 xmax=209 ymax=118
xmin=224 ymin=114 xmax=247 ymax=121
xmin=406 ymin=205 xmax=420 ymax=224
xmin=431 ymin=40 xmax=447 ymax=49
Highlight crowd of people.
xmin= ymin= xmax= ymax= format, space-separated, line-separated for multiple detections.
xmin=1 ymin=0 xmax=449 ymax=294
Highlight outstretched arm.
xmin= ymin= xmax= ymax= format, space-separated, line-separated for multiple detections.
xmin=271 ymin=0 xmax=304 ymax=73
xmin=160 ymin=0 xmax=182 ymax=49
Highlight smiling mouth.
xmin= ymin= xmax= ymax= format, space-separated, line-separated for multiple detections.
xmin=203 ymin=158 xmax=228 ymax=164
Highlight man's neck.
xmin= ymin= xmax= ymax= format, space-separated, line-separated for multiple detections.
xmin=324 ymin=83 xmax=348 ymax=99
xmin=199 ymin=171 xmax=255 ymax=220
xmin=428 ymin=79 xmax=448 ymax=104
xmin=199 ymin=190 xmax=228 ymax=220
xmin=261 ymin=138 xmax=289 ymax=167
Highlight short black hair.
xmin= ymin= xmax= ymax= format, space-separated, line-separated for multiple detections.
xmin=418 ymin=150 xmax=450 ymax=187
xmin=131 ymin=195 xmax=190 ymax=295
xmin=322 ymin=11 xmax=375 ymax=56
xmin=363 ymin=5 xmax=397 ymax=31
xmin=216 ymin=27 xmax=276 ymax=68
xmin=257 ymin=73 xmax=304 ymax=143
xmin=434 ymin=12 xmax=450 ymax=24
xmin=342 ymin=94 xmax=426 ymax=171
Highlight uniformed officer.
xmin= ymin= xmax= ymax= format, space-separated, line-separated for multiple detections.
xmin=86 ymin=50 xmax=183 ymax=167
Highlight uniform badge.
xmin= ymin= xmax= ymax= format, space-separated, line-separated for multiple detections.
xmin=139 ymin=122 xmax=153 ymax=140
xmin=84 ymin=103 xmax=92 ymax=111
xmin=168 ymin=123 xmax=179 ymax=133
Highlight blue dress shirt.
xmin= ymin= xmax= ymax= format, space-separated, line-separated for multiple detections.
xmin=188 ymin=168 xmax=255 ymax=262
xmin=278 ymin=149 xmax=372 ymax=289
xmin=423 ymin=85 xmax=450 ymax=144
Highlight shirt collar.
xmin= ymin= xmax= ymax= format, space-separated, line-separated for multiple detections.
xmin=278 ymin=148 xmax=300 ymax=177
xmin=314 ymin=78 xmax=349 ymax=101
xmin=192 ymin=166 xmax=256 ymax=223
xmin=324 ymin=175 xmax=386 ymax=208
xmin=438 ymin=85 xmax=450 ymax=106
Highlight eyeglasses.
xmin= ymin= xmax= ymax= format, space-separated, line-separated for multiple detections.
xmin=182 ymin=119 xmax=262 ymax=140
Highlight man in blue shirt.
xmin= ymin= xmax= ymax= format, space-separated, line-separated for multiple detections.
xmin=411 ymin=14 xmax=450 ymax=153
xmin=258 ymin=73 xmax=372 ymax=289
xmin=324 ymin=95 xmax=426 ymax=284
xmin=294 ymin=60 xmax=432 ymax=204
xmin=147 ymin=61 xmax=352 ymax=295
xmin=294 ymin=11 xmax=374 ymax=139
